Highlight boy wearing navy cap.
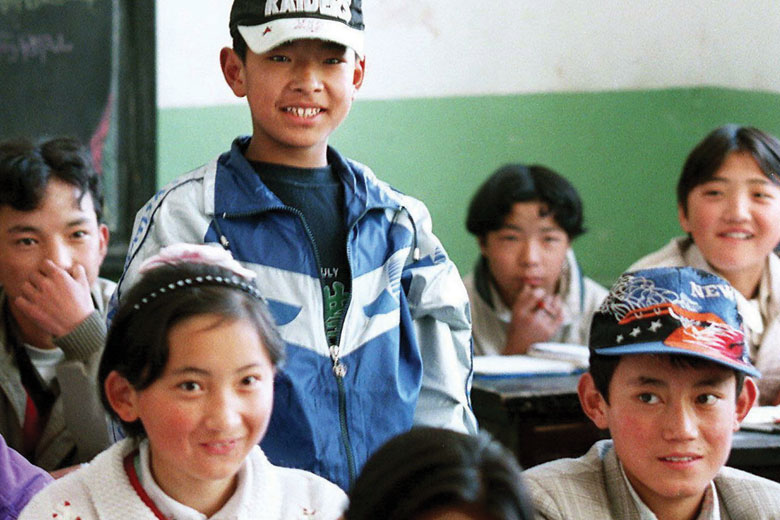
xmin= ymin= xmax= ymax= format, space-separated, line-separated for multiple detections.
xmin=114 ymin=0 xmax=477 ymax=490
xmin=524 ymin=267 xmax=780 ymax=519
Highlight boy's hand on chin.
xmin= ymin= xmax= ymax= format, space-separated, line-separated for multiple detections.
xmin=15 ymin=260 xmax=95 ymax=338
xmin=504 ymin=286 xmax=564 ymax=355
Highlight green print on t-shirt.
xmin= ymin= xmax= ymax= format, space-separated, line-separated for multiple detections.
xmin=324 ymin=281 xmax=349 ymax=346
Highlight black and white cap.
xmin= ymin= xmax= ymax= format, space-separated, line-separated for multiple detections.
xmin=229 ymin=0 xmax=365 ymax=57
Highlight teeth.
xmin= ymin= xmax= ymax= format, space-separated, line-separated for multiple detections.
xmin=285 ymin=107 xmax=321 ymax=118
xmin=662 ymin=456 xmax=695 ymax=462
xmin=722 ymin=232 xmax=751 ymax=239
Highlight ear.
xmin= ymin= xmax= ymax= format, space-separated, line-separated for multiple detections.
xmin=578 ymin=372 xmax=610 ymax=430
xmin=352 ymin=56 xmax=366 ymax=92
xmin=104 ymin=371 xmax=141 ymax=423
xmin=220 ymin=47 xmax=247 ymax=98
xmin=677 ymin=204 xmax=691 ymax=234
xmin=98 ymin=223 xmax=110 ymax=263
xmin=734 ymin=376 xmax=759 ymax=431
xmin=477 ymin=234 xmax=491 ymax=258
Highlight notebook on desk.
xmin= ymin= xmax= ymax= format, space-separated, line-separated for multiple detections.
xmin=741 ymin=406 xmax=780 ymax=433
xmin=527 ymin=342 xmax=590 ymax=369
xmin=473 ymin=354 xmax=585 ymax=379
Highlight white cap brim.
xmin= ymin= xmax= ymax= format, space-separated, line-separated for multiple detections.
xmin=238 ymin=18 xmax=364 ymax=57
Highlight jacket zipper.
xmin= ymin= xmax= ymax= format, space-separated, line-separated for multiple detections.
xmin=216 ymin=207 xmax=358 ymax=482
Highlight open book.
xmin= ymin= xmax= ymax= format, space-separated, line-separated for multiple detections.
xmin=473 ymin=343 xmax=589 ymax=379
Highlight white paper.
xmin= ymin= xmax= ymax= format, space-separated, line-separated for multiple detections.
xmin=527 ymin=342 xmax=590 ymax=369
xmin=473 ymin=354 xmax=580 ymax=378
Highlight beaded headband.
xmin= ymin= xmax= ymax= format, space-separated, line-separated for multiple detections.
xmin=131 ymin=273 xmax=263 ymax=311
xmin=132 ymin=244 xmax=262 ymax=311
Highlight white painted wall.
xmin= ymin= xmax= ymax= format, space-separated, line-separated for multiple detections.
xmin=157 ymin=1 xmax=780 ymax=108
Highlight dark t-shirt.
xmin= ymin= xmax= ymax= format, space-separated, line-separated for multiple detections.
xmin=251 ymin=161 xmax=351 ymax=346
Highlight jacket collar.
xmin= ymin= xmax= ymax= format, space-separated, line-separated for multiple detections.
xmin=212 ymin=137 xmax=403 ymax=225
xmin=597 ymin=440 xmax=643 ymax=519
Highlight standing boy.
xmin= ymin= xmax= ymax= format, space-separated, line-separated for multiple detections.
xmin=523 ymin=267 xmax=780 ymax=519
xmin=115 ymin=1 xmax=477 ymax=490
xmin=0 ymin=137 xmax=114 ymax=471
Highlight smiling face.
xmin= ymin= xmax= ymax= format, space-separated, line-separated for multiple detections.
xmin=479 ymin=201 xmax=570 ymax=306
xmin=678 ymin=151 xmax=780 ymax=297
xmin=221 ymin=38 xmax=365 ymax=168
xmin=580 ymin=355 xmax=755 ymax=518
xmin=113 ymin=314 xmax=275 ymax=511
xmin=0 ymin=179 xmax=108 ymax=322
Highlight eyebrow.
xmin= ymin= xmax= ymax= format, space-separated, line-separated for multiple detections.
xmin=692 ymin=373 xmax=732 ymax=388
xmin=627 ymin=373 xmax=732 ymax=388
xmin=6 ymin=216 xmax=91 ymax=234
xmin=7 ymin=225 xmax=41 ymax=234
xmin=627 ymin=376 xmax=667 ymax=388
xmin=499 ymin=224 xmax=564 ymax=233
xmin=705 ymin=176 xmax=773 ymax=186
xmin=169 ymin=363 xmax=262 ymax=376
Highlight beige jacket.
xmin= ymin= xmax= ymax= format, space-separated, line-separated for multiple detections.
xmin=524 ymin=440 xmax=780 ymax=520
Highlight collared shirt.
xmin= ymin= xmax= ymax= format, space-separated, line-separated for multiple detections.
xmin=620 ymin=461 xmax=720 ymax=520
xmin=733 ymin=264 xmax=772 ymax=351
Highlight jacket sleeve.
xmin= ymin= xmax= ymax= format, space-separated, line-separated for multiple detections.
xmin=402 ymin=199 xmax=478 ymax=435
xmin=0 ymin=434 xmax=52 ymax=519
xmin=111 ymin=171 xmax=214 ymax=312
xmin=53 ymin=280 xmax=116 ymax=463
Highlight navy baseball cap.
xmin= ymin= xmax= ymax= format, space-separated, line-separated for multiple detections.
xmin=590 ymin=267 xmax=760 ymax=378
xmin=229 ymin=0 xmax=365 ymax=57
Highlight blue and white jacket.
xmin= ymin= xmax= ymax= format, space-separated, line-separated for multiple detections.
xmin=113 ymin=138 xmax=477 ymax=490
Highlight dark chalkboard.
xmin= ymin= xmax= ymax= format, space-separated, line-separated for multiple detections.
xmin=0 ymin=0 xmax=156 ymax=280
xmin=0 ymin=0 xmax=112 ymax=145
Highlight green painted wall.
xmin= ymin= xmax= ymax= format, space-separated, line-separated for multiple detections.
xmin=158 ymin=87 xmax=780 ymax=287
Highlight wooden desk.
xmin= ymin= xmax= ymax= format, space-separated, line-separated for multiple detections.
xmin=472 ymin=374 xmax=780 ymax=482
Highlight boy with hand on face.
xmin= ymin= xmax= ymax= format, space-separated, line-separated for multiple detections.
xmin=0 ymin=137 xmax=113 ymax=472
xmin=523 ymin=267 xmax=780 ymax=520
xmin=114 ymin=0 xmax=477 ymax=490
xmin=464 ymin=164 xmax=607 ymax=355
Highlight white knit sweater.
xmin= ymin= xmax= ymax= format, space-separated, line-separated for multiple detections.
xmin=19 ymin=438 xmax=347 ymax=519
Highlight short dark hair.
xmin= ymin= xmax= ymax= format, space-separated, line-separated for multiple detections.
xmin=231 ymin=31 xmax=248 ymax=62
xmin=466 ymin=163 xmax=585 ymax=240
xmin=344 ymin=427 xmax=534 ymax=520
xmin=98 ymin=261 xmax=285 ymax=438
xmin=677 ymin=124 xmax=780 ymax=214
xmin=589 ymin=353 xmax=746 ymax=405
xmin=0 ymin=136 xmax=105 ymax=222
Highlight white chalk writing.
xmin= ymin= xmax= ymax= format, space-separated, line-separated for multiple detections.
xmin=0 ymin=31 xmax=74 ymax=64
xmin=0 ymin=0 xmax=95 ymax=14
